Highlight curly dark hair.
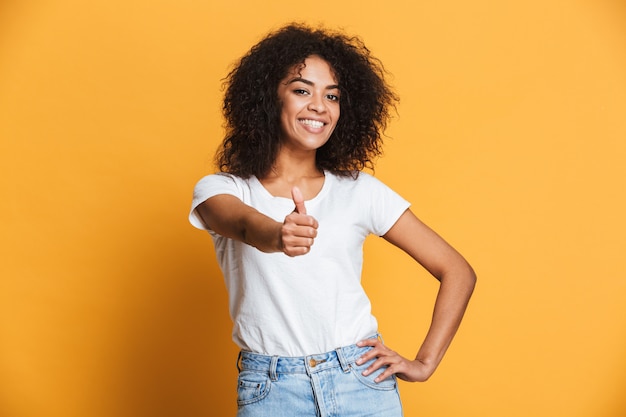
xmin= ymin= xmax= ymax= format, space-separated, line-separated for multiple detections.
xmin=216 ymin=23 xmax=399 ymax=178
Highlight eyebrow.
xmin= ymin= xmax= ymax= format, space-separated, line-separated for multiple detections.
xmin=287 ymin=77 xmax=340 ymax=90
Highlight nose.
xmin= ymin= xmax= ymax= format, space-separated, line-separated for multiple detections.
xmin=307 ymin=94 xmax=326 ymax=113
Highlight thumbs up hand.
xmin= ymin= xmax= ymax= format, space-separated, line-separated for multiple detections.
xmin=281 ymin=186 xmax=318 ymax=257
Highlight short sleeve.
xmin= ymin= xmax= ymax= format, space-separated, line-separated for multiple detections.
xmin=188 ymin=173 xmax=243 ymax=230
xmin=363 ymin=174 xmax=411 ymax=236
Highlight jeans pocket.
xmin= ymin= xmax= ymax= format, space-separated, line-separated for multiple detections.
xmin=236 ymin=371 xmax=271 ymax=406
xmin=350 ymin=359 xmax=397 ymax=391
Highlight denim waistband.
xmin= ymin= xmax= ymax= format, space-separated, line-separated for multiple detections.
xmin=237 ymin=335 xmax=380 ymax=378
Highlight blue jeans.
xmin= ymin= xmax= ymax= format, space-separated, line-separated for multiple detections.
xmin=235 ymin=336 xmax=403 ymax=417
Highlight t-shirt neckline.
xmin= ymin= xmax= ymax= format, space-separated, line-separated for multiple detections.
xmin=250 ymin=171 xmax=331 ymax=204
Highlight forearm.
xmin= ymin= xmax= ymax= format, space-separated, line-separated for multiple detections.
xmin=196 ymin=195 xmax=283 ymax=253
xmin=415 ymin=264 xmax=476 ymax=371
xmin=239 ymin=211 xmax=283 ymax=253
xmin=356 ymin=265 xmax=475 ymax=383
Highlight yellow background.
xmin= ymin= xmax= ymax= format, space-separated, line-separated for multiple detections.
xmin=1 ymin=0 xmax=625 ymax=416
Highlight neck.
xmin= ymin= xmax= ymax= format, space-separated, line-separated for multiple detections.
xmin=259 ymin=150 xmax=325 ymax=200
xmin=263 ymin=148 xmax=322 ymax=181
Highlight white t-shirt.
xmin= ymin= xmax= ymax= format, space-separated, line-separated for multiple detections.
xmin=189 ymin=171 xmax=410 ymax=356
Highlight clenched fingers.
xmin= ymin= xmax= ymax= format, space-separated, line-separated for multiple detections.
xmin=281 ymin=212 xmax=318 ymax=256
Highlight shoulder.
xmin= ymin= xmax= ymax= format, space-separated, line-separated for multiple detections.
xmin=195 ymin=172 xmax=244 ymax=184
xmin=192 ymin=172 xmax=257 ymax=201
xmin=327 ymin=171 xmax=404 ymax=204
xmin=194 ymin=172 xmax=252 ymax=189
xmin=330 ymin=171 xmax=390 ymax=190
xmin=343 ymin=172 xmax=409 ymax=208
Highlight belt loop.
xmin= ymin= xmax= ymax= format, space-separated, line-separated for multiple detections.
xmin=269 ymin=355 xmax=279 ymax=381
xmin=236 ymin=351 xmax=243 ymax=373
xmin=335 ymin=347 xmax=350 ymax=373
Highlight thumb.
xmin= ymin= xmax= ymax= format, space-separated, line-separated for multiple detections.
xmin=291 ymin=186 xmax=307 ymax=214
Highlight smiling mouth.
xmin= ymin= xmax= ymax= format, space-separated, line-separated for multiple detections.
xmin=299 ymin=119 xmax=325 ymax=128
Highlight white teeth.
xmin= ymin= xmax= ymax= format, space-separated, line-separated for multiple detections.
xmin=300 ymin=119 xmax=324 ymax=128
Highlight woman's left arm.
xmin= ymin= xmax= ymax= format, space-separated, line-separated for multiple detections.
xmin=357 ymin=208 xmax=477 ymax=383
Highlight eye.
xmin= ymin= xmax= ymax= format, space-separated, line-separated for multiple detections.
xmin=293 ymin=89 xmax=309 ymax=95
xmin=326 ymin=94 xmax=340 ymax=102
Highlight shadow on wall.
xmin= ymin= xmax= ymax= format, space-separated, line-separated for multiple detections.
xmin=109 ymin=228 xmax=238 ymax=417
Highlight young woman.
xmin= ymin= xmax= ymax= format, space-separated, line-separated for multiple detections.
xmin=189 ymin=24 xmax=476 ymax=417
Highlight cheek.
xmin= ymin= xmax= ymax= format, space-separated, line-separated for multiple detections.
xmin=279 ymin=100 xmax=297 ymax=120
xmin=331 ymin=107 xmax=340 ymax=127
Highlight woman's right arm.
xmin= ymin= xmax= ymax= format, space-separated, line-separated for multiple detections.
xmin=195 ymin=188 xmax=318 ymax=257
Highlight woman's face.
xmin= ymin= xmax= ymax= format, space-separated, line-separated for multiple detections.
xmin=277 ymin=55 xmax=340 ymax=154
